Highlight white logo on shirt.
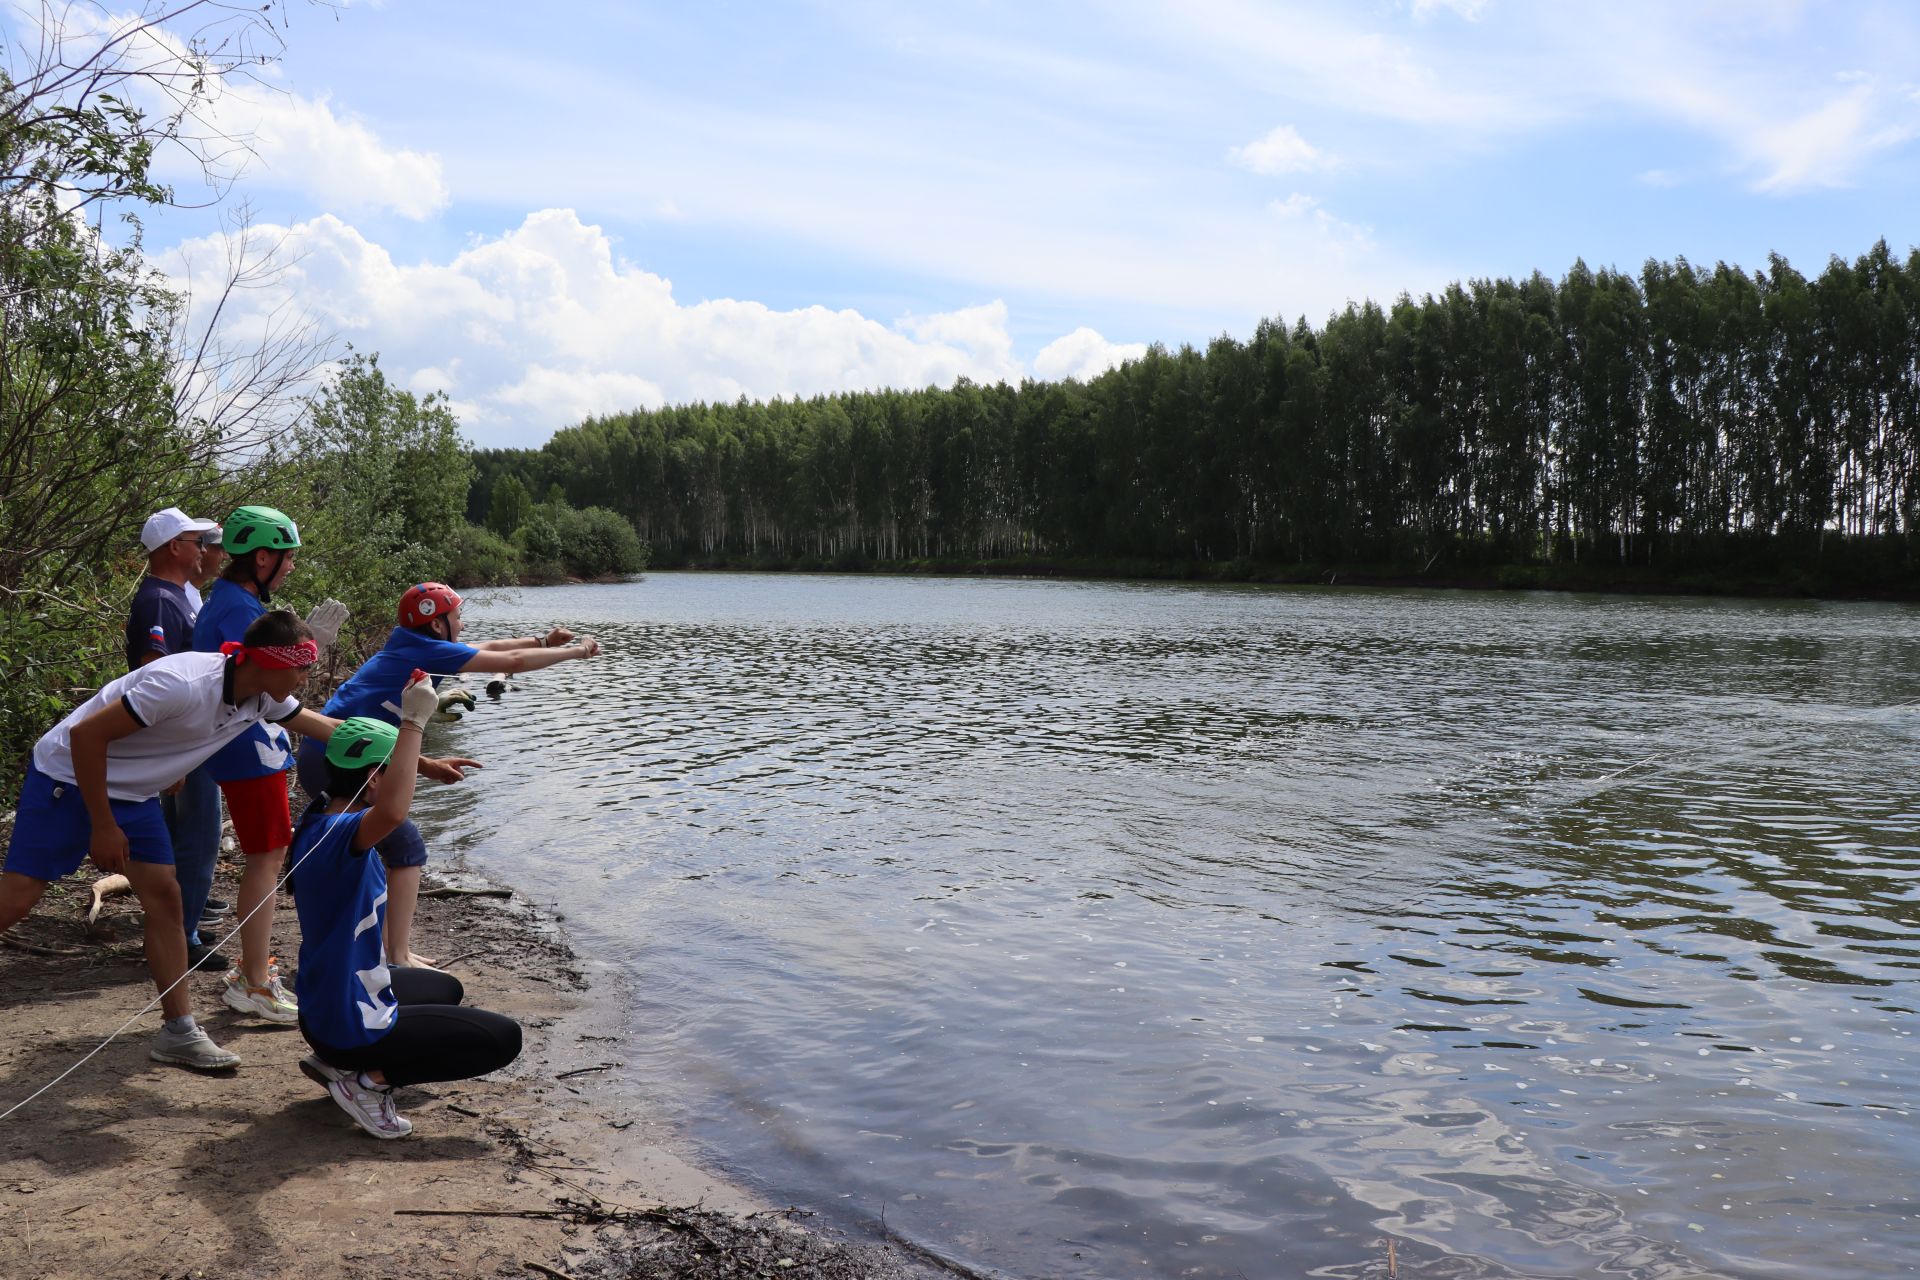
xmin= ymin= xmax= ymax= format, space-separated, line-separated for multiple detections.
xmin=355 ymin=961 xmax=396 ymax=1030
xmin=252 ymin=725 xmax=291 ymax=772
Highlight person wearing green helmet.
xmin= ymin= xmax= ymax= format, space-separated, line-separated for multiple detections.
xmin=294 ymin=580 xmax=599 ymax=969
xmin=290 ymin=688 xmax=521 ymax=1140
xmin=220 ymin=505 xmax=302 ymax=598
xmin=190 ymin=505 xmax=353 ymax=1025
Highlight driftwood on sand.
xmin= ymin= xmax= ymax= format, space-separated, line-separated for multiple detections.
xmin=85 ymin=874 xmax=132 ymax=939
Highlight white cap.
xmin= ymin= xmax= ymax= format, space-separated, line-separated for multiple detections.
xmin=140 ymin=507 xmax=220 ymax=553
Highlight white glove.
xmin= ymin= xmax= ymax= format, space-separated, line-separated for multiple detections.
xmin=305 ymin=598 xmax=350 ymax=648
xmin=399 ymin=672 xmax=439 ymax=730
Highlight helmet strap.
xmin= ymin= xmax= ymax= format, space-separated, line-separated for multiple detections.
xmin=253 ymin=549 xmax=286 ymax=604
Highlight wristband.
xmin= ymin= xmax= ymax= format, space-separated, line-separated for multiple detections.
xmin=537 ymin=634 xmax=547 ymax=648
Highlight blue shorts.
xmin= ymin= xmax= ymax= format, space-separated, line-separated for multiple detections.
xmin=4 ymin=767 xmax=174 ymax=882
xmin=373 ymin=817 xmax=428 ymax=870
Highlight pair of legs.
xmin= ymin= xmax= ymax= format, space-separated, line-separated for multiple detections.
xmin=163 ymin=765 xmax=220 ymax=946
xmin=294 ymin=740 xmax=434 ymax=967
xmin=1 ymin=770 xmax=194 ymax=1024
xmin=0 ymin=865 xmax=194 ymax=1021
xmin=302 ymin=966 xmax=521 ymax=1087
xmin=219 ymin=771 xmax=293 ymax=990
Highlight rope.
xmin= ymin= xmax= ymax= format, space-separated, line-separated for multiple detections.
xmin=0 ymin=767 xmax=379 ymax=1123
xmin=0 ymin=631 xmax=586 ymax=1119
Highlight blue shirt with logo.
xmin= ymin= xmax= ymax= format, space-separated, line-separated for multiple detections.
xmin=191 ymin=578 xmax=291 ymax=781
xmin=124 ymin=576 xmax=195 ymax=671
xmin=323 ymin=627 xmax=480 ymax=725
xmin=291 ymin=808 xmax=397 ymax=1049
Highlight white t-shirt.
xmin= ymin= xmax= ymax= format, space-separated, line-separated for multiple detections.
xmin=183 ymin=583 xmax=202 ymax=619
xmin=32 ymin=652 xmax=301 ymax=801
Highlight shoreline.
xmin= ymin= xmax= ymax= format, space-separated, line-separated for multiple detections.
xmin=0 ymin=839 xmax=932 ymax=1280
xmin=632 ymin=555 xmax=1920 ymax=604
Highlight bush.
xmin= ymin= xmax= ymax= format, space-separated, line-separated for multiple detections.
xmin=0 ymin=581 xmax=136 ymax=786
xmin=447 ymin=523 xmax=525 ymax=587
xmin=560 ymin=505 xmax=650 ymax=577
xmin=512 ymin=502 xmax=648 ymax=580
xmin=513 ymin=510 xmax=567 ymax=581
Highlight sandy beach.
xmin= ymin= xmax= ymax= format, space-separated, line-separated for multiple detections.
xmin=0 ymin=841 xmax=927 ymax=1280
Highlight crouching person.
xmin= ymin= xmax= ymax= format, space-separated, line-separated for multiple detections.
xmin=292 ymin=677 xmax=521 ymax=1140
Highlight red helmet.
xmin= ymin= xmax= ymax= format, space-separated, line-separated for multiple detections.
xmin=398 ymin=582 xmax=463 ymax=629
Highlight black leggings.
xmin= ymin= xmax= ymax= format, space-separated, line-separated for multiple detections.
xmin=301 ymin=967 xmax=522 ymax=1089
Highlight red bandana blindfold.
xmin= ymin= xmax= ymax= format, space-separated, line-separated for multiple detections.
xmin=220 ymin=639 xmax=319 ymax=670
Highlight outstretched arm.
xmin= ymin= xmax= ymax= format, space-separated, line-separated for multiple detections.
xmin=284 ymin=706 xmax=479 ymax=783
xmin=459 ymin=635 xmax=600 ymax=675
xmin=282 ymin=707 xmax=342 ymax=741
xmin=470 ymin=626 xmax=576 ymax=653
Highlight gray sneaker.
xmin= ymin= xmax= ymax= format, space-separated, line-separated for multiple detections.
xmin=150 ymin=1024 xmax=240 ymax=1072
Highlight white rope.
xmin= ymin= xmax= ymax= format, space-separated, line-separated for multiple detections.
xmin=0 ymin=767 xmax=379 ymax=1123
xmin=0 ymin=629 xmax=586 ymax=1120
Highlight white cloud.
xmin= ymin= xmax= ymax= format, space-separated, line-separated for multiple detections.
xmin=1410 ymin=0 xmax=1491 ymax=20
xmin=1747 ymin=82 xmax=1913 ymax=193
xmin=1228 ymin=124 xmax=1327 ymax=176
xmin=70 ymin=7 xmax=448 ymax=218
xmin=1528 ymin=7 xmax=1920 ymax=195
xmin=234 ymin=92 xmax=448 ymax=219
xmin=1149 ymin=0 xmax=1521 ymax=130
xmin=1033 ymin=328 xmax=1148 ymax=382
xmin=154 ymin=210 xmax=1125 ymax=445
xmin=1145 ymin=1 xmax=1920 ymax=193
xmin=492 ymin=365 xmax=669 ymax=423
xmin=899 ymin=302 xmax=1018 ymax=375
xmin=1267 ymin=194 xmax=1374 ymax=254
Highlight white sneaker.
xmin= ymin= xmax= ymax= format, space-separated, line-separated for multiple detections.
xmin=327 ymin=1073 xmax=412 ymax=1139
xmin=222 ymin=968 xmax=299 ymax=1024
xmin=150 ymin=1024 xmax=241 ymax=1072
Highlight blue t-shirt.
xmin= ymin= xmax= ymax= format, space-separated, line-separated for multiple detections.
xmin=192 ymin=578 xmax=292 ymax=781
xmin=323 ymin=627 xmax=479 ymax=725
xmin=291 ymin=808 xmax=397 ymax=1049
xmin=124 ymin=576 xmax=195 ymax=671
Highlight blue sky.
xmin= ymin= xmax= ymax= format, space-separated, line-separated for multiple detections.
xmin=20 ymin=0 xmax=1920 ymax=446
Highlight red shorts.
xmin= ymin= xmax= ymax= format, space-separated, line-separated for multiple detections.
xmin=218 ymin=772 xmax=293 ymax=855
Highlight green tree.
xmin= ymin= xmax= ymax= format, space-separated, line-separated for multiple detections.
xmin=0 ymin=2 xmax=315 ymax=781
xmin=273 ymin=351 xmax=475 ymax=657
xmin=487 ymin=473 xmax=532 ymax=536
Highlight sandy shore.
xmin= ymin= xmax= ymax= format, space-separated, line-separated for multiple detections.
xmin=0 ymin=844 xmax=929 ymax=1280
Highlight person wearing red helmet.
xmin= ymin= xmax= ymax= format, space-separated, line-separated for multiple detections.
xmin=294 ymin=583 xmax=599 ymax=966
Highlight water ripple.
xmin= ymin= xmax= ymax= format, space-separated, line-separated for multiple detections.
xmin=417 ymin=576 xmax=1920 ymax=1279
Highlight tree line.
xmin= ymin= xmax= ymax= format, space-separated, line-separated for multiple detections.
xmin=470 ymin=243 xmax=1920 ymax=586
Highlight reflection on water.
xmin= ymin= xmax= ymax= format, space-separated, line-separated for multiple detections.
xmin=417 ymin=575 xmax=1920 ymax=1278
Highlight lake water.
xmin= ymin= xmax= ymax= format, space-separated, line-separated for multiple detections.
xmin=417 ymin=573 xmax=1920 ymax=1279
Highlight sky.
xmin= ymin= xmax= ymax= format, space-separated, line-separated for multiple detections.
xmin=13 ymin=0 xmax=1920 ymax=447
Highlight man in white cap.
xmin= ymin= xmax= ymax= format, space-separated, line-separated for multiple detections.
xmin=129 ymin=507 xmax=226 ymax=963
xmin=129 ymin=508 xmax=218 ymax=667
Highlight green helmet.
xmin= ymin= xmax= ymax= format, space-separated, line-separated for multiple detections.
xmin=224 ymin=505 xmax=301 ymax=556
xmin=325 ymin=717 xmax=399 ymax=770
